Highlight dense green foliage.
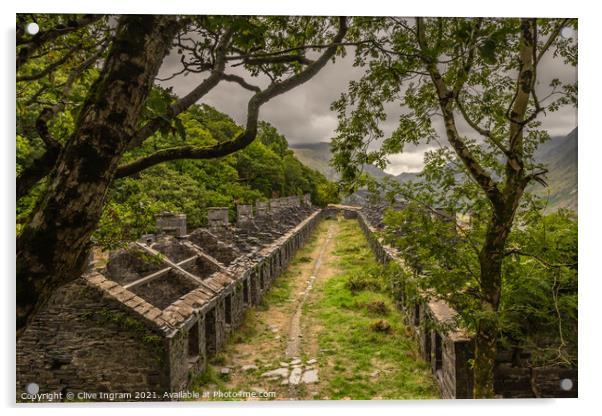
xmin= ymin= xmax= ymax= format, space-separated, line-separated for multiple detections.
xmin=17 ymin=83 xmax=339 ymax=248
xmin=95 ymin=105 xmax=339 ymax=249
xmin=16 ymin=43 xmax=101 ymax=234
xmin=379 ymin=172 xmax=577 ymax=366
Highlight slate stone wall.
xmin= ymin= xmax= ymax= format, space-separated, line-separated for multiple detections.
xmin=16 ymin=280 xmax=169 ymax=401
xmin=163 ymin=209 xmax=324 ymax=391
xmin=355 ymin=210 xmax=472 ymax=398
xmin=155 ymin=213 xmax=187 ymax=237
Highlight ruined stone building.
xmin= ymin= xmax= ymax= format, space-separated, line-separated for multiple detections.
xmin=17 ymin=195 xmax=321 ymax=398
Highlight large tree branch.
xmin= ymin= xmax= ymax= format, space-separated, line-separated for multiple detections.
xmin=225 ymin=40 xmax=365 ymax=62
xmin=536 ymin=18 xmax=569 ymax=65
xmin=512 ymin=19 xmax=569 ymax=131
xmin=507 ymin=19 xmax=536 ymax=148
xmin=220 ymin=73 xmax=262 ymax=92
xmin=116 ymin=17 xmax=348 ymax=179
xmin=35 ymin=108 xmax=61 ymax=149
xmin=233 ymin=54 xmax=315 ymax=67
xmin=16 ymin=42 xmax=108 ymax=200
xmin=17 ymin=14 xmax=102 ymax=68
xmin=126 ymin=27 xmax=234 ymax=150
xmin=416 ymin=17 xmax=502 ymax=206
xmin=504 ymin=248 xmax=576 ymax=268
xmin=523 ymin=168 xmax=549 ymax=188
xmin=502 ymin=19 xmax=537 ymax=200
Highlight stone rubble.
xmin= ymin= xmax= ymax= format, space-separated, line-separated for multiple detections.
xmin=259 ymin=358 xmax=320 ymax=386
xmin=288 ymin=367 xmax=303 ymax=385
xmin=261 ymin=367 xmax=289 ymax=379
xmin=301 ymin=369 xmax=319 ymax=384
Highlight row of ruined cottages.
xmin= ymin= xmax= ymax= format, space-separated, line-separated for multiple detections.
xmin=17 ymin=197 xmax=578 ymax=400
xmin=17 ymin=195 xmax=322 ymax=399
xmin=349 ymin=204 xmax=578 ymax=399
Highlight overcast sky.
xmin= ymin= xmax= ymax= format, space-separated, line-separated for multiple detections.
xmin=157 ymin=25 xmax=577 ymax=175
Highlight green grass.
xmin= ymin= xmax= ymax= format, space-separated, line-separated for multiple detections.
xmin=306 ymin=219 xmax=439 ymax=400
xmin=189 ymin=364 xmax=226 ymax=394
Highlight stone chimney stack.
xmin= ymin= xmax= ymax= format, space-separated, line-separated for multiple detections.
xmin=207 ymin=207 xmax=229 ymax=228
xmin=155 ymin=212 xmax=187 ymax=237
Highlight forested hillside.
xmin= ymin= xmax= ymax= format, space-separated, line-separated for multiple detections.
xmin=17 ymin=91 xmax=339 ymax=248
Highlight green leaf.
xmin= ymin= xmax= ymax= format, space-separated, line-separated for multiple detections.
xmin=173 ymin=117 xmax=186 ymax=142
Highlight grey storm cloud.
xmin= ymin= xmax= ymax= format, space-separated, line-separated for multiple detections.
xmin=157 ymin=25 xmax=577 ymax=176
xmin=158 ymin=50 xmax=364 ymax=145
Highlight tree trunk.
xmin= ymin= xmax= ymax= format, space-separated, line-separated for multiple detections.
xmin=16 ymin=15 xmax=179 ymax=338
xmin=472 ymin=201 xmax=518 ymax=398
xmin=473 ymin=308 xmax=498 ymax=398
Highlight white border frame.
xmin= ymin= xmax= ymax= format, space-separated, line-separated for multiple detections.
xmin=2 ymin=2 xmax=598 ymax=415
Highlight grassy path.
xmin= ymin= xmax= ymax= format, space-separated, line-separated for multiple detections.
xmin=192 ymin=217 xmax=438 ymax=400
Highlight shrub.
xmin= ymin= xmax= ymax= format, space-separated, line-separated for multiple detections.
xmin=369 ymin=319 xmax=392 ymax=333
xmin=366 ymin=300 xmax=389 ymax=315
xmin=346 ymin=272 xmax=381 ymax=293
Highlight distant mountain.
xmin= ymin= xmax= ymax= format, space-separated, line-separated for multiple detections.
xmin=291 ymin=128 xmax=577 ymax=212
xmin=394 ymin=171 xmax=420 ymax=184
xmin=289 ymin=143 xmax=338 ymax=181
xmin=290 ymin=142 xmax=391 ymax=181
xmin=532 ymin=128 xmax=578 ymax=211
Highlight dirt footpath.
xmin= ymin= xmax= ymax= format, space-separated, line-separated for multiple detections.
xmin=197 ymin=219 xmax=341 ymax=400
